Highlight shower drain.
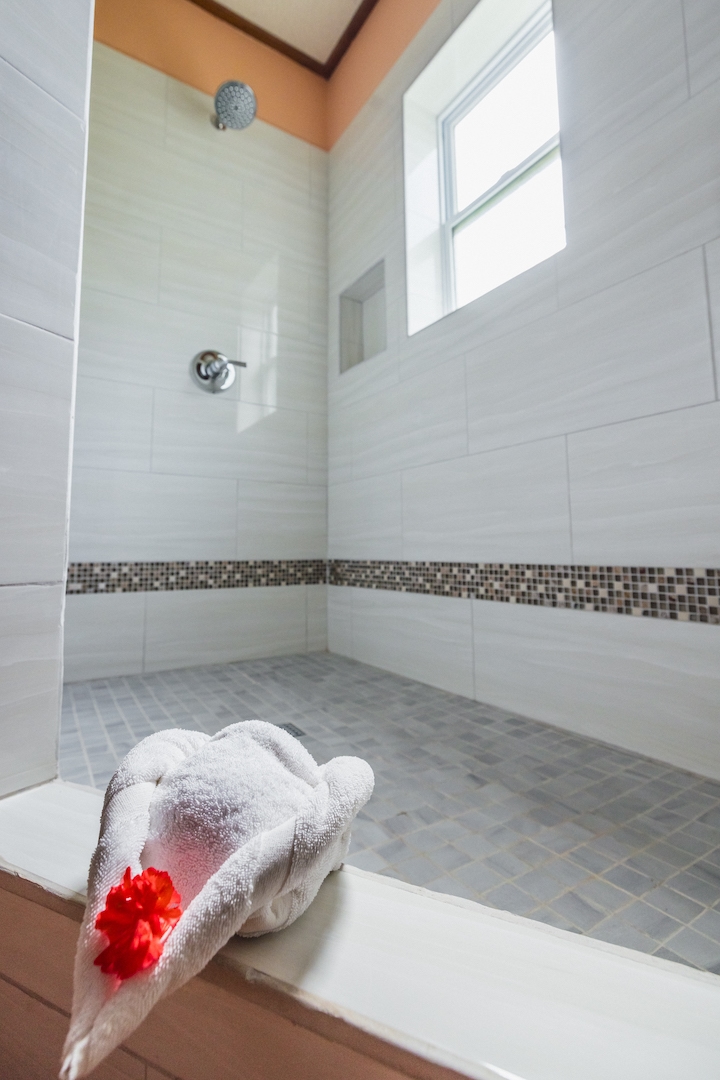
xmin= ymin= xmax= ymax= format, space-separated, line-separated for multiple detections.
xmin=278 ymin=722 xmax=306 ymax=739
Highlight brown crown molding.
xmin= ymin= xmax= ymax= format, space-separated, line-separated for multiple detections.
xmin=186 ymin=0 xmax=381 ymax=79
xmin=324 ymin=0 xmax=382 ymax=76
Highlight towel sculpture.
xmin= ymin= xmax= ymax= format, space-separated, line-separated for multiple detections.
xmin=60 ymin=720 xmax=374 ymax=1079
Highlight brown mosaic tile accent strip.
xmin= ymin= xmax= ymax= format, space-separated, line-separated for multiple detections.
xmin=67 ymin=560 xmax=327 ymax=594
xmin=67 ymin=559 xmax=720 ymax=623
xmin=328 ymin=561 xmax=720 ymax=625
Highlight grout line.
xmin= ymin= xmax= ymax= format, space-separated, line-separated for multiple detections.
xmin=564 ymin=434 xmax=576 ymax=563
xmin=0 ymin=580 xmax=62 ymax=588
xmin=469 ymin=594 xmax=477 ymax=701
xmin=462 ymin=355 xmax=471 ymax=457
xmin=679 ymin=0 xmax=693 ymax=100
xmin=0 ymin=970 xmax=70 ymax=1019
xmin=330 ymin=396 xmax=720 ymax=485
xmin=149 ymin=386 xmax=157 ymax=474
xmin=0 ymin=308 xmax=74 ymax=342
xmin=141 ymin=591 xmax=148 ymax=675
xmin=0 ymin=54 xmax=85 ymax=122
xmin=702 ymin=244 xmax=719 ymax=401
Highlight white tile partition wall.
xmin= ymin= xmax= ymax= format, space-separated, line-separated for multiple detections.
xmin=64 ymin=586 xmax=327 ymax=682
xmin=326 ymin=0 xmax=720 ymax=776
xmin=471 ymin=600 xmax=720 ymax=780
xmin=0 ymin=0 xmax=93 ymax=795
xmin=65 ymin=44 xmax=329 ymax=676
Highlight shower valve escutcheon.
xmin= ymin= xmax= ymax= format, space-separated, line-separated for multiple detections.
xmin=190 ymin=350 xmax=247 ymax=393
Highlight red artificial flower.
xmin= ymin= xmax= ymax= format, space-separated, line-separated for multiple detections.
xmin=94 ymin=867 xmax=182 ymax=981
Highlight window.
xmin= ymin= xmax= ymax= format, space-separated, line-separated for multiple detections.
xmin=403 ymin=0 xmax=565 ymax=334
xmin=441 ymin=6 xmax=565 ymax=310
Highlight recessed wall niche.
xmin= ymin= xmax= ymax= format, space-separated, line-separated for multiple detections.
xmin=339 ymin=261 xmax=386 ymax=373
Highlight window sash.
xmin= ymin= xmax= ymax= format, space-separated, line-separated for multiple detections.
xmin=438 ymin=1 xmax=556 ymax=312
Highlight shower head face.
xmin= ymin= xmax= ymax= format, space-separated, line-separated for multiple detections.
xmin=213 ymin=81 xmax=257 ymax=130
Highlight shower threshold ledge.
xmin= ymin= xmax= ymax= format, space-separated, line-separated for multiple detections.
xmin=1 ymin=781 xmax=720 ymax=1080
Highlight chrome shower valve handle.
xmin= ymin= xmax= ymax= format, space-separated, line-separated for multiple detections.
xmin=190 ymin=350 xmax=247 ymax=393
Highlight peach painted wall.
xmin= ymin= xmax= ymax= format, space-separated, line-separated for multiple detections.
xmin=94 ymin=0 xmax=328 ymax=147
xmin=93 ymin=0 xmax=444 ymax=149
xmin=327 ymin=0 xmax=443 ymax=146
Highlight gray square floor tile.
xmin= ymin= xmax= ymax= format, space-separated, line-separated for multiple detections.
xmin=484 ymin=883 xmax=537 ymax=916
xmin=392 ymin=855 xmax=441 ymax=887
xmin=691 ymin=908 xmax=720 ymax=944
xmin=453 ymin=860 xmax=504 ymax=893
xmin=60 ymin=652 xmax=720 ymax=973
xmin=661 ymin=928 xmax=720 ymax=970
xmin=588 ymin=918 xmax=656 ymax=954
xmin=643 ymin=886 xmax=704 ymax=924
xmin=550 ymin=891 xmax=606 ymax=931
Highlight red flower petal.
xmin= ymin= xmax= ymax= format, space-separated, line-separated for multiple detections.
xmin=94 ymin=867 xmax=182 ymax=980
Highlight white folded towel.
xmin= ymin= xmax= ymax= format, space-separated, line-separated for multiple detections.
xmin=60 ymin=720 xmax=374 ymax=1079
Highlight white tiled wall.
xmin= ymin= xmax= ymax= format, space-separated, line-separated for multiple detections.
xmin=0 ymin=0 xmax=93 ymax=795
xmin=472 ymin=598 xmax=720 ymax=780
xmin=66 ymin=44 xmax=329 ymax=675
xmin=64 ymin=586 xmax=326 ymax=681
xmin=327 ymin=0 xmax=720 ymax=775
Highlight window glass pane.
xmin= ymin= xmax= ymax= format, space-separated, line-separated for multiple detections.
xmin=453 ymin=155 xmax=565 ymax=308
xmin=453 ymin=32 xmax=560 ymax=213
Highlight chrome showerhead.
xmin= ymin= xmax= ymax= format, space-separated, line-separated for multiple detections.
xmin=212 ymin=81 xmax=256 ymax=130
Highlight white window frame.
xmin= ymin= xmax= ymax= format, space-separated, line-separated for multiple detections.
xmin=438 ymin=1 xmax=557 ymax=313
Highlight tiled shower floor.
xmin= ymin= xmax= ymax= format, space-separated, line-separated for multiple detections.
xmin=60 ymin=653 xmax=720 ymax=974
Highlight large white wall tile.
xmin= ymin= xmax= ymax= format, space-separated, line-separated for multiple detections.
xmin=236 ymin=481 xmax=326 ymax=559
xmin=554 ymin=0 xmax=688 ymax=163
xmin=683 ymin=0 xmax=720 ymax=95
xmin=157 ymin=229 xmax=262 ymax=324
xmin=0 ymin=0 xmax=92 ymax=117
xmin=568 ymin=402 xmax=720 ymax=565
xmin=557 ymin=78 xmax=720 ymax=305
xmin=703 ymin=234 xmax=720 ymax=384
xmin=329 ymin=474 xmax=403 ymax=559
xmin=0 ymin=584 xmax=62 ymax=796
xmin=0 ymin=57 xmax=87 ymax=338
xmin=87 ymin=43 xmax=168 ymax=147
xmin=87 ymin=133 xmax=244 ymax=254
xmin=0 ymin=315 xmax=74 ymax=585
xmin=64 ymin=592 xmax=145 ymax=681
xmin=466 ymin=251 xmax=715 ymax=453
xmin=306 ymin=584 xmax=328 ymax=652
xmin=307 ymin=410 xmax=328 ymax=486
xmin=329 ymin=347 xmax=400 ymax=413
xmin=350 ymin=357 xmax=468 ymax=479
xmin=238 ymin=327 xmax=326 ymax=415
xmin=472 ymin=600 xmax=720 ymax=779
xmin=151 ymin=389 xmax=309 ymax=485
xmin=397 ymin=258 xmax=559 ymax=384
xmin=73 ymin=376 xmax=153 ymax=473
xmin=402 ymin=437 xmax=573 ymax=563
xmin=143 ymin=586 xmax=308 ymax=672
xmin=69 ymin=470 xmax=237 ymax=561
xmin=350 ymin=588 xmax=475 ymax=698
xmin=243 ymin=179 xmax=326 ymax=270
xmin=81 ymin=199 xmax=161 ymax=303
xmin=328 ymin=585 xmax=354 ymax=657
xmin=77 ymin=289 xmax=240 ymax=395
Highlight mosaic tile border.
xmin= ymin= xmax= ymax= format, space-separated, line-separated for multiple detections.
xmin=329 ymin=561 xmax=720 ymax=625
xmin=67 ymin=560 xmax=327 ymax=594
xmin=67 ymin=560 xmax=720 ymax=624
